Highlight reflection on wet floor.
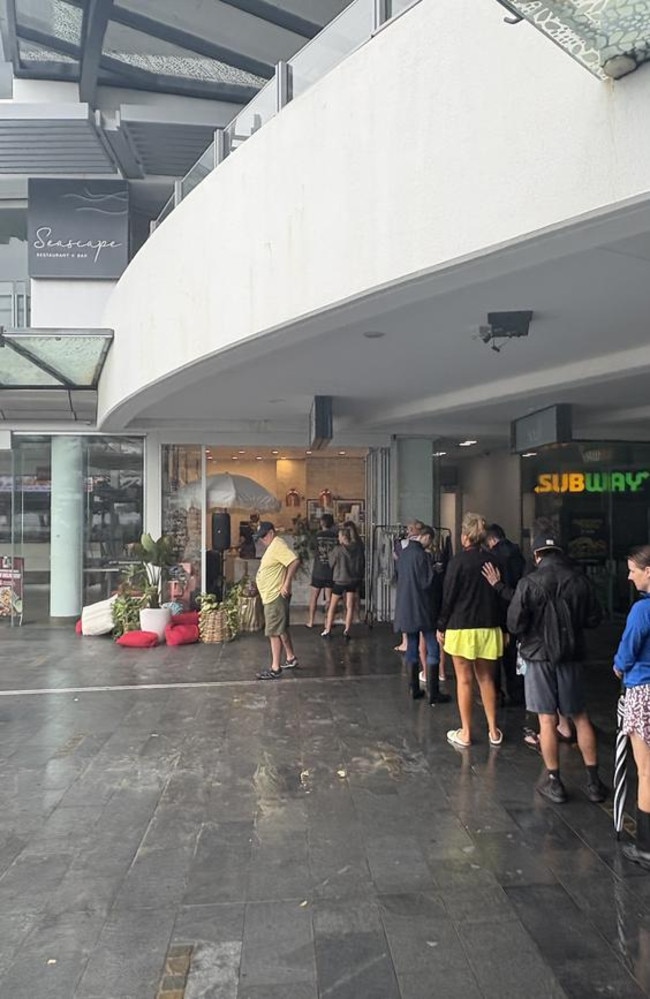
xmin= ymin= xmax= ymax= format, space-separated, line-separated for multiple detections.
xmin=0 ymin=620 xmax=647 ymax=998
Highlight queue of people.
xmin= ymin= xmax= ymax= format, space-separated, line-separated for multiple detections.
xmin=251 ymin=510 xmax=650 ymax=873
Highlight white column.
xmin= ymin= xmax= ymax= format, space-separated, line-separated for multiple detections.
xmin=50 ymin=436 xmax=84 ymax=617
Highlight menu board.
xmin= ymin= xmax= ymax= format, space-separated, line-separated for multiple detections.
xmin=0 ymin=556 xmax=23 ymax=622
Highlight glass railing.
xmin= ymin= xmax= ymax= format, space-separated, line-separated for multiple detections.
xmin=289 ymin=0 xmax=374 ymax=99
xmin=225 ymin=79 xmax=276 ymax=153
xmin=0 ymin=281 xmax=30 ymax=329
xmin=181 ymin=142 xmax=215 ymax=199
xmin=153 ymin=0 xmax=422 ymax=228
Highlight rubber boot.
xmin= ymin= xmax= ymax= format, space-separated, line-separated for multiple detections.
xmin=409 ymin=662 xmax=424 ymax=700
xmin=622 ymin=809 xmax=650 ymax=871
xmin=427 ymin=668 xmax=451 ymax=705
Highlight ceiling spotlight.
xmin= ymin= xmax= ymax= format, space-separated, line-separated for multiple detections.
xmin=306 ymin=450 xmax=312 ymax=455
xmin=256 ymin=456 xmax=263 ymax=460
xmin=238 ymin=449 xmax=245 ymax=454
xmin=339 ymin=450 xmax=346 ymax=455
xmin=432 ymin=451 xmax=447 ymax=457
xmin=522 ymin=451 xmax=537 ymax=458
xmin=458 ymin=439 xmax=477 ymax=447
xmin=363 ymin=331 xmax=386 ymax=339
xmin=232 ymin=456 xmax=238 ymax=460
xmin=271 ymin=449 xmax=279 ymax=455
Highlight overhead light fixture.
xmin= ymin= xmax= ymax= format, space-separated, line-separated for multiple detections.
xmin=256 ymin=456 xmax=263 ymax=460
xmin=458 ymin=439 xmax=477 ymax=447
xmin=363 ymin=331 xmax=385 ymax=339
xmin=271 ymin=449 xmax=279 ymax=455
xmin=522 ymin=451 xmax=537 ymax=458
xmin=339 ymin=450 xmax=346 ymax=455
xmin=238 ymin=449 xmax=245 ymax=454
xmin=232 ymin=456 xmax=238 ymax=460
xmin=306 ymin=450 xmax=312 ymax=455
xmin=432 ymin=451 xmax=447 ymax=457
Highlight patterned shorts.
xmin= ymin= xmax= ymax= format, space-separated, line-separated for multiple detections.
xmin=622 ymin=684 xmax=650 ymax=745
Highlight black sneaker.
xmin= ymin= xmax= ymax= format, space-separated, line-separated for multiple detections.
xmin=585 ymin=777 xmax=608 ymax=803
xmin=537 ymin=774 xmax=568 ymax=804
xmin=257 ymin=667 xmax=282 ymax=680
xmin=622 ymin=843 xmax=650 ymax=870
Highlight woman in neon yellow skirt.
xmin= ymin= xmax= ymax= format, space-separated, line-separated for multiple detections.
xmin=437 ymin=512 xmax=505 ymax=748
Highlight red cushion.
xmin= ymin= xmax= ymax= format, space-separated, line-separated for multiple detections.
xmin=171 ymin=611 xmax=199 ymax=626
xmin=75 ymin=619 xmax=82 ymax=635
xmin=165 ymin=622 xmax=199 ymax=646
xmin=116 ymin=630 xmax=159 ymax=648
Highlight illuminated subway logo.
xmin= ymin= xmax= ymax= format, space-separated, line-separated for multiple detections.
xmin=535 ymin=472 xmax=650 ymax=494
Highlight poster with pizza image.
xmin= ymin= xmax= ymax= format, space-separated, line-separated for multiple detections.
xmin=0 ymin=556 xmax=24 ymax=620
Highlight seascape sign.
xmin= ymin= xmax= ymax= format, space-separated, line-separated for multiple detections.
xmin=28 ymin=180 xmax=129 ymax=279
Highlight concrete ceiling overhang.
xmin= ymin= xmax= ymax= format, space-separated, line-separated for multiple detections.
xmin=109 ymin=197 xmax=650 ymax=447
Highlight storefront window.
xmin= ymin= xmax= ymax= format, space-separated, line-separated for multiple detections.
xmin=161 ymin=444 xmax=203 ymax=605
xmin=522 ymin=442 xmax=650 ymax=616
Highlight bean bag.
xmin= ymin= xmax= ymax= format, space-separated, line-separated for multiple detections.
xmin=165 ymin=622 xmax=199 ymax=646
xmin=116 ymin=630 xmax=159 ymax=648
xmin=171 ymin=611 xmax=199 ymax=626
xmin=81 ymin=595 xmax=116 ymax=636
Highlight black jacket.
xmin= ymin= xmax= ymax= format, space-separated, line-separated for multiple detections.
xmin=506 ymin=552 xmax=602 ymax=662
xmin=393 ymin=540 xmax=442 ymax=634
xmin=490 ymin=538 xmax=525 ymax=590
xmin=438 ymin=545 xmax=504 ymax=631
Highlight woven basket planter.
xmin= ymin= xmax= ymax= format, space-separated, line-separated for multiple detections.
xmin=200 ymin=608 xmax=230 ymax=643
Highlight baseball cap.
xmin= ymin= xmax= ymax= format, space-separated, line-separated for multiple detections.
xmin=532 ymin=533 xmax=562 ymax=553
xmin=253 ymin=521 xmax=275 ymax=541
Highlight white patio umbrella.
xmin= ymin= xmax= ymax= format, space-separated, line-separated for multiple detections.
xmin=172 ymin=473 xmax=281 ymax=512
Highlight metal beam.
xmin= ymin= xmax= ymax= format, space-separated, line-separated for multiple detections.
xmin=218 ymin=0 xmax=321 ymax=39
xmin=13 ymin=62 xmax=80 ymax=82
xmin=15 ymin=25 xmax=81 ymax=61
xmin=4 ymin=0 xmax=20 ymax=66
xmin=79 ymin=0 xmax=114 ymax=103
xmin=108 ymin=6 xmax=274 ymax=81
xmin=99 ymin=53 xmax=259 ymax=103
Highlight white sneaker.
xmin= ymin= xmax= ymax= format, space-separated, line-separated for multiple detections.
xmin=419 ymin=670 xmax=426 ymax=686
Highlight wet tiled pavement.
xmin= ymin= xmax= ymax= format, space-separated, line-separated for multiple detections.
xmin=1 ymin=620 xmax=649 ymax=998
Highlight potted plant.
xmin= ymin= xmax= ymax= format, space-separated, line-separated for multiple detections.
xmin=130 ymin=533 xmax=178 ymax=640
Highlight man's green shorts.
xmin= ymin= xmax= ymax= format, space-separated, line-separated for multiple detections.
xmin=264 ymin=594 xmax=290 ymax=636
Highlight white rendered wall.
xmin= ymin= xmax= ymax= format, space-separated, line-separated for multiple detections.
xmin=31 ymin=280 xmax=116 ymax=328
xmin=99 ymin=0 xmax=650 ymax=427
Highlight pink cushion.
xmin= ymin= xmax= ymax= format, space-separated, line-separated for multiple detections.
xmin=116 ymin=630 xmax=159 ymax=648
xmin=75 ymin=619 xmax=82 ymax=635
xmin=165 ymin=622 xmax=199 ymax=646
xmin=171 ymin=611 xmax=199 ymax=626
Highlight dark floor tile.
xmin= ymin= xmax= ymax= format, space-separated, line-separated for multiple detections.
xmin=459 ymin=919 xmax=569 ymax=998
xmin=75 ymin=907 xmax=175 ymax=998
xmin=184 ymin=821 xmax=253 ymax=904
xmin=173 ymin=903 xmax=245 ymax=945
xmin=238 ymin=984 xmax=318 ymax=999
xmin=313 ymin=898 xmax=400 ymax=999
xmin=240 ymin=900 xmax=315 ymax=986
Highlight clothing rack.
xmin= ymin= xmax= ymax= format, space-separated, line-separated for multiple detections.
xmin=366 ymin=524 xmax=453 ymax=625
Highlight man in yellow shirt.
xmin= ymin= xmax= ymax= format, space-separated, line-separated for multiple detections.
xmin=254 ymin=522 xmax=300 ymax=679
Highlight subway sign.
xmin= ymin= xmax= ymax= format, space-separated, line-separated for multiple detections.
xmin=535 ymin=471 xmax=650 ymax=494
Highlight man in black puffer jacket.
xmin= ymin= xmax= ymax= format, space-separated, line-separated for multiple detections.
xmin=484 ymin=533 xmax=607 ymax=806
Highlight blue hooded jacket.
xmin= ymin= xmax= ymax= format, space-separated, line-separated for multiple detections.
xmin=614 ymin=592 xmax=650 ymax=688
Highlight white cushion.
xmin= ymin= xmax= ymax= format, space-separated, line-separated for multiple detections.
xmin=81 ymin=595 xmax=116 ymax=636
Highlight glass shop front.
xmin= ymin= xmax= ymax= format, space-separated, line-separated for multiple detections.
xmin=521 ymin=442 xmax=650 ymax=617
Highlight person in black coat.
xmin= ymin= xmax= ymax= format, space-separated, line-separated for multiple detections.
xmin=394 ymin=526 xmax=451 ymax=704
xmin=485 ymin=523 xmax=526 ymax=705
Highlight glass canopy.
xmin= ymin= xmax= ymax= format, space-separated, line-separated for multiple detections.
xmin=1 ymin=0 xmax=354 ymax=102
xmin=0 ymin=329 xmax=113 ymax=389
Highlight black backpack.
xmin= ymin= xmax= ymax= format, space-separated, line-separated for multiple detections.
xmin=528 ymin=575 xmax=576 ymax=666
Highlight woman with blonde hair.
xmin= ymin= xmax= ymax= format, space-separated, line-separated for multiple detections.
xmin=437 ymin=512 xmax=505 ymax=747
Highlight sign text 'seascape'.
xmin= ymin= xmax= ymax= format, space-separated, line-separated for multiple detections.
xmin=535 ymin=471 xmax=650 ymax=494
xmin=28 ymin=180 xmax=129 ymax=280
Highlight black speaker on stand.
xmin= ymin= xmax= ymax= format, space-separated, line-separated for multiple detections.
xmin=206 ymin=512 xmax=231 ymax=599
